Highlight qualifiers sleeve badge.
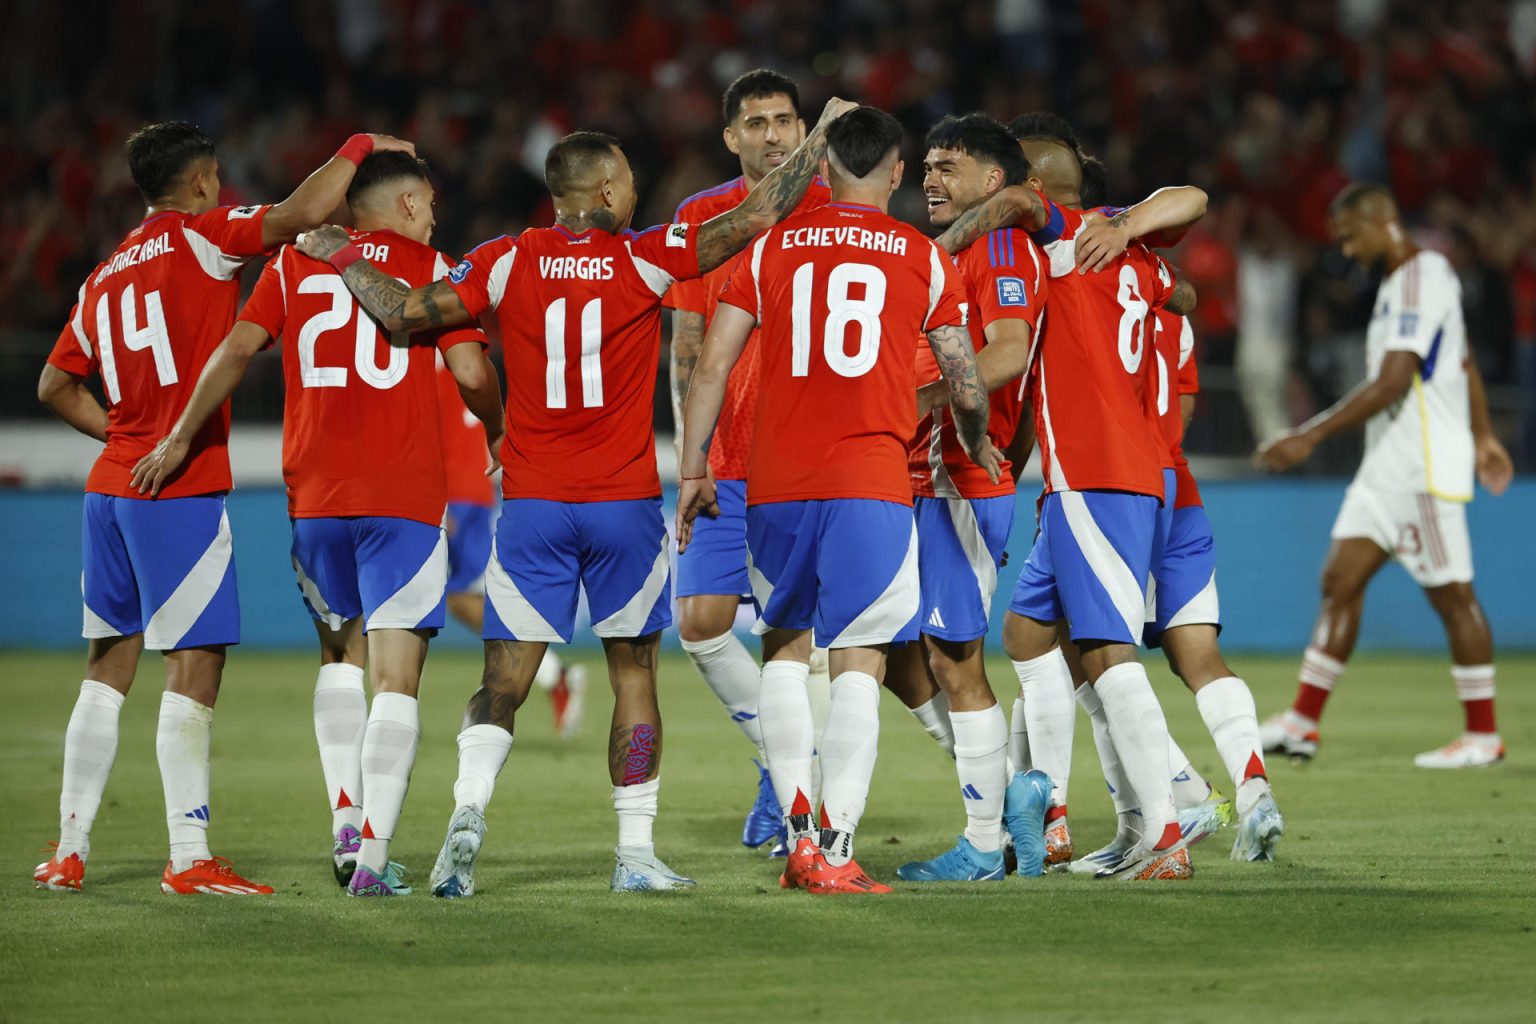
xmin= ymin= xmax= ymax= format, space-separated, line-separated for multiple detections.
xmin=448 ymin=258 xmax=473 ymax=284
xmin=666 ymin=223 xmax=690 ymax=248
xmin=996 ymin=276 xmax=1028 ymax=307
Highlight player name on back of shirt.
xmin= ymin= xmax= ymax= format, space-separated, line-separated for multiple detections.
xmin=780 ymin=223 xmax=909 ymax=254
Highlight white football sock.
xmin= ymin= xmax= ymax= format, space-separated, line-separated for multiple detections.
xmin=758 ymin=659 xmax=814 ymax=818
xmin=613 ymin=776 xmax=660 ymax=855
xmin=909 ymin=690 xmax=955 ymax=757
xmin=1195 ymin=676 xmax=1270 ymax=815
xmin=1013 ymin=649 xmax=1075 ymax=808
xmin=1076 ymin=683 xmax=1134 ymax=815
xmin=807 ymin=647 xmax=832 ymax=803
xmin=58 ymin=680 xmax=125 ymax=860
xmin=453 ymin=723 xmax=514 ymax=813
xmin=1007 ymin=695 xmax=1030 ymax=775
xmin=818 ymin=671 xmax=881 ymax=836
xmin=680 ymin=632 xmax=766 ymax=758
xmin=157 ymin=691 xmax=213 ymax=871
xmin=1093 ymin=663 xmax=1177 ymax=849
xmin=313 ymin=663 xmax=366 ymax=834
xmin=950 ymin=704 xmax=1007 ymax=853
xmin=1166 ymin=734 xmax=1213 ymax=808
xmin=358 ymin=692 xmax=419 ymax=872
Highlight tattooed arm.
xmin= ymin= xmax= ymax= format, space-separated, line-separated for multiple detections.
xmin=926 ymin=322 xmax=999 ymax=483
xmin=1166 ymin=275 xmax=1197 ymax=316
xmin=1074 ymin=186 xmax=1209 ymax=272
xmin=295 ymin=226 xmax=474 ymax=332
xmin=935 ymin=186 xmax=1049 ymax=255
xmin=669 ymin=309 xmax=706 ymax=445
xmin=676 ymin=303 xmax=755 ymax=550
xmin=693 ymin=97 xmax=857 ymax=273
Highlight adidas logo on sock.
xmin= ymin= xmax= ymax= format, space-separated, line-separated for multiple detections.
xmin=928 ymin=607 xmax=946 ymax=630
xmin=729 ymin=710 xmax=758 ymax=723
xmin=961 ymin=784 xmax=984 ymax=801
xmin=183 ymin=804 xmax=210 ymax=822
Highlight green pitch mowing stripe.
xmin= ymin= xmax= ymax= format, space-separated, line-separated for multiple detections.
xmin=2 ymin=650 xmax=1533 ymax=1022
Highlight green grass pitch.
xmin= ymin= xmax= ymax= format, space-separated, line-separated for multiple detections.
xmin=2 ymin=648 xmax=1533 ymax=1022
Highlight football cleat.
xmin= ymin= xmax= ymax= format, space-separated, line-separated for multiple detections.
xmin=1095 ymin=824 xmax=1194 ymax=881
xmin=161 ymin=856 xmax=274 ymax=895
xmin=1413 ymin=733 xmax=1505 ymax=769
xmin=806 ymin=858 xmax=891 ymax=895
xmin=348 ymin=860 xmax=413 ymax=897
xmin=332 ymin=824 xmax=361 ymax=887
xmin=1068 ymin=834 xmax=1138 ymax=875
xmin=611 ymin=847 xmax=696 ymax=892
xmin=429 ymin=805 xmax=486 ymax=899
xmin=1178 ymin=792 xmax=1234 ymax=847
xmin=742 ymin=760 xmax=785 ymax=849
xmin=1001 ymin=769 xmax=1051 ymax=877
xmin=779 ymin=837 xmax=821 ymax=890
xmin=896 ymin=835 xmax=1005 ymax=882
xmin=33 ymin=845 xmax=84 ymax=892
xmin=1230 ymin=793 xmax=1285 ymax=862
xmin=1044 ymin=814 xmax=1073 ymax=870
xmin=1259 ymin=710 xmax=1319 ymax=760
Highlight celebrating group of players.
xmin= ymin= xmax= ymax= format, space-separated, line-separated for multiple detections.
xmin=32 ymin=66 xmax=1505 ymax=898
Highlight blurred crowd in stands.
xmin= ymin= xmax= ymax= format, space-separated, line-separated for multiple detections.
xmin=4 ymin=0 xmax=1536 ymax=466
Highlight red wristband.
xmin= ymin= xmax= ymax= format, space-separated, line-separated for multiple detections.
xmin=336 ymin=133 xmax=374 ymax=165
xmin=329 ymin=244 xmax=365 ymax=273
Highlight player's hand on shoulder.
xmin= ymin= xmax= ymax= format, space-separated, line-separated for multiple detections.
xmin=366 ymin=134 xmax=415 ymax=156
xmin=130 ymin=434 xmax=191 ymax=498
xmin=816 ymin=97 xmax=859 ymax=126
xmin=1475 ymin=434 xmax=1514 ymax=496
xmin=675 ymin=476 xmax=719 ymax=553
xmin=295 ymin=225 xmax=350 ymax=261
xmin=1074 ymin=213 xmax=1132 ymax=274
xmin=1254 ymin=429 xmax=1315 ymax=473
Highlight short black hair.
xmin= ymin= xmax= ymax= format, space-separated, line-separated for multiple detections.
xmin=826 ymin=106 xmax=903 ymax=179
xmin=1008 ymin=111 xmax=1082 ymax=153
xmin=925 ymin=113 xmax=1030 ymax=186
xmin=722 ymin=69 xmax=800 ymax=125
xmin=1079 ymin=155 xmax=1109 ymax=209
xmin=346 ymin=151 xmax=432 ymax=208
xmin=126 ymin=121 xmax=216 ymax=202
xmin=545 ymin=131 xmax=623 ymax=198
xmin=1331 ymin=181 xmax=1394 ymax=215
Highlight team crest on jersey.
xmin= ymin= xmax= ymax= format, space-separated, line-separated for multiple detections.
xmin=996 ymin=277 xmax=1028 ymax=307
xmin=448 ymin=258 xmax=472 ymax=284
xmin=666 ymin=223 xmax=690 ymax=248
xmin=1398 ymin=312 xmax=1418 ymax=337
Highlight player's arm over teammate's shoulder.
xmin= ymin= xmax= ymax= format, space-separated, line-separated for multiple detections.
xmin=295 ymin=226 xmax=480 ymax=333
xmin=1073 ymin=186 xmax=1208 ymax=273
xmin=259 ymin=133 xmax=416 ymax=249
xmin=692 ymin=97 xmax=857 ymax=274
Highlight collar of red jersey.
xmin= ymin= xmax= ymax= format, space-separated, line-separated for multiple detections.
xmin=824 ymin=201 xmax=882 ymax=213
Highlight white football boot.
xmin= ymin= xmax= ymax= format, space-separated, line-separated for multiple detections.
xmin=1259 ymin=710 xmax=1319 ymax=760
xmin=1413 ymin=733 xmax=1505 ymax=769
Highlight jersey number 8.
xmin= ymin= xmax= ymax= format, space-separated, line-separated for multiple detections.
xmin=1115 ymin=264 xmax=1149 ymax=374
xmin=790 ymin=262 xmax=887 ymax=378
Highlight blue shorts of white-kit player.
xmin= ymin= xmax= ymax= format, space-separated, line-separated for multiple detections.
xmin=291 ymin=516 xmax=448 ymax=633
xmin=483 ymin=497 xmax=671 ymax=643
xmin=1009 ymin=488 xmax=1160 ymax=645
xmin=675 ymin=477 xmax=750 ymax=599
xmin=445 ymin=501 xmax=494 ymax=595
xmin=1144 ymin=502 xmax=1221 ymax=648
xmin=911 ymin=494 xmax=1014 ymax=642
xmin=746 ymin=498 xmax=920 ymax=649
xmin=81 ymin=493 xmax=240 ymax=650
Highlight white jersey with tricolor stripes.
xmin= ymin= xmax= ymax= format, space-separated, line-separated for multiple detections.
xmin=1357 ymin=249 xmax=1473 ymax=501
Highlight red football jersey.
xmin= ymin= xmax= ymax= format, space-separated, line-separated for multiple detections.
xmin=665 ymin=177 xmax=831 ymax=480
xmin=719 ymin=201 xmax=968 ymax=506
xmin=1025 ymin=195 xmax=1174 ymax=499
xmin=447 ymin=221 xmax=701 ymax=502
xmin=46 ymin=205 xmax=271 ymax=499
xmin=910 ymin=226 xmax=1046 ymax=499
xmin=1150 ymin=308 xmax=1204 ymax=509
xmin=436 ymin=350 xmax=496 ymax=506
xmin=239 ymin=229 xmax=486 ymax=525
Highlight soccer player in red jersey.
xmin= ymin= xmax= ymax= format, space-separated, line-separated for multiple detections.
xmin=296 ymin=98 xmax=855 ymax=894
xmin=134 ymin=152 xmax=503 ymax=897
xmin=34 ymin=122 xmax=411 ymax=896
xmin=877 ymin=113 xmax=1052 ymax=883
xmin=436 ymin=358 xmax=589 ymax=742
xmin=678 ymin=106 xmax=995 ymax=895
xmin=667 ymin=69 xmax=834 ymax=854
xmin=932 ymin=138 xmax=1208 ymax=880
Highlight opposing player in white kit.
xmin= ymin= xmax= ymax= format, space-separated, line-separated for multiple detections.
xmin=1257 ymin=183 xmax=1514 ymax=768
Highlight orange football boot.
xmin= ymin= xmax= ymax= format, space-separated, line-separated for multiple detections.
xmin=1044 ymin=808 xmax=1073 ymax=869
xmin=34 ymin=844 xmax=84 ymax=892
xmin=805 ymin=858 xmax=891 ymax=895
xmin=779 ymin=836 xmax=822 ymax=890
xmin=160 ymin=856 xmax=273 ymax=895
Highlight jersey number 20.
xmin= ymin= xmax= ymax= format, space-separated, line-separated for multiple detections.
xmin=297 ymin=277 xmax=408 ymax=390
